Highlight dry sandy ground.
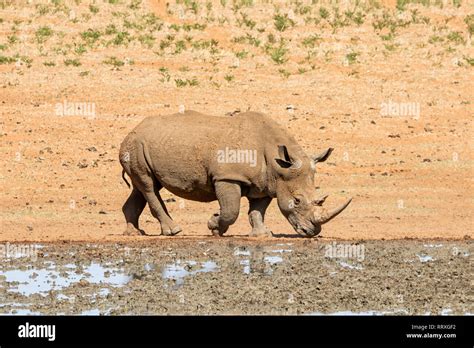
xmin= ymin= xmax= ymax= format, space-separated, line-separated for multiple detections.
xmin=0 ymin=0 xmax=473 ymax=242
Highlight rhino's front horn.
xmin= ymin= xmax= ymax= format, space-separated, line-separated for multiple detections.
xmin=313 ymin=198 xmax=352 ymax=224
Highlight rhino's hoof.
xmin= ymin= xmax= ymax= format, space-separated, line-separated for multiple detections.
xmin=210 ymin=229 xmax=224 ymax=237
xmin=162 ymin=226 xmax=182 ymax=236
xmin=249 ymin=227 xmax=273 ymax=238
xmin=207 ymin=213 xmax=219 ymax=231
xmin=123 ymin=227 xmax=146 ymax=236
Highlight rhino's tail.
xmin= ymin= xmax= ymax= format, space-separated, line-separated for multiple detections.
xmin=122 ymin=170 xmax=131 ymax=189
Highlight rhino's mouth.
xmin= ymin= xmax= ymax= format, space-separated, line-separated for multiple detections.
xmin=295 ymin=224 xmax=321 ymax=238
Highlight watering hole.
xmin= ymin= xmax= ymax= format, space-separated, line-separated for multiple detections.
xmin=0 ymin=240 xmax=471 ymax=315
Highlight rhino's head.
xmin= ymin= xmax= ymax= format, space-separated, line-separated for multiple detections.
xmin=273 ymin=145 xmax=352 ymax=237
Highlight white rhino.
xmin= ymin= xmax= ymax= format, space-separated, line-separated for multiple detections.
xmin=119 ymin=111 xmax=351 ymax=237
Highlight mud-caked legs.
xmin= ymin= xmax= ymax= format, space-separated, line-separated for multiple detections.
xmin=122 ymin=177 xmax=181 ymax=236
xmin=208 ymin=181 xmax=241 ymax=236
xmin=248 ymin=197 xmax=272 ymax=237
xmin=122 ymin=188 xmax=147 ymax=236
xmin=142 ymin=188 xmax=182 ymax=236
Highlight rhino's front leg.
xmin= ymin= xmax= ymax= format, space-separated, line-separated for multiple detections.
xmin=208 ymin=181 xmax=241 ymax=236
xmin=248 ymin=197 xmax=273 ymax=237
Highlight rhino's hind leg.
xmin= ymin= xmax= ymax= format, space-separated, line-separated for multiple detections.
xmin=138 ymin=178 xmax=181 ymax=236
xmin=208 ymin=181 xmax=241 ymax=236
xmin=122 ymin=188 xmax=147 ymax=236
xmin=248 ymin=197 xmax=273 ymax=238
xmin=143 ymin=188 xmax=182 ymax=236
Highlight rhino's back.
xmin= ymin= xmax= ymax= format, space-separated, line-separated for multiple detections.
xmin=128 ymin=111 xmax=268 ymax=201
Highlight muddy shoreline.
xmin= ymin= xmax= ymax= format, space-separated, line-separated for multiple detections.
xmin=0 ymin=239 xmax=471 ymax=315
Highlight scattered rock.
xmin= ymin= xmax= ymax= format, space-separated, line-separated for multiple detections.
xmin=78 ymin=279 xmax=89 ymax=287
xmin=226 ymin=109 xmax=241 ymax=117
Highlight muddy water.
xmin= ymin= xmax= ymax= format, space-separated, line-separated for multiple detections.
xmin=0 ymin=240 xmax=472 ymax=315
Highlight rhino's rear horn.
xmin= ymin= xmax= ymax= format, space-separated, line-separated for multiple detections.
xmin=313 ymin=198 xmax=352 ymax=224
xmin=312 ymin=194 xmax=329 ymax=206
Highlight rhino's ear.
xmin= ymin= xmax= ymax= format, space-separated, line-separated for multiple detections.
xmin=275 ymin=145 xmax=293 ymax=168
xmin=275 ymin=145 xmax=303 ymax=169
xmin=311 ymin=148 xmax=334 ymax=167
xmin=278 ymin=145 xmax=291 ymax=162
xmin=275 ymin=158 xmax=293 ymax=168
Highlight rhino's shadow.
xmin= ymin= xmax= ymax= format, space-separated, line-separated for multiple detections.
xmin=269 ymin=233 xmax=313 ymax=239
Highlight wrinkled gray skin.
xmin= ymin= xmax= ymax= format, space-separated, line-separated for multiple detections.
xmin=119 ymin=111 xmax=352 ymax=237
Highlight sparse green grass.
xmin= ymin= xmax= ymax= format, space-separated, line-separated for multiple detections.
xmin=183 ymin=23 xmax=206 ymax=31
xmin=428 ymin=35 xmax=444 ymax=44
xmin=64 ymin=58 xmax=81 ymax=67
xmin=35 ymin=26 xmax=53 ymax=43
xmin=138 ymin=34 xmax=155 ymax=48
xmin=447 ymin=31 xmax=465 ymax=45
xmin=465 ymin=15 xmax=474 ymax=36
xmin=171 ymin=23 xmax=207 ymax=31
xmin=232 ymin=0 xmax=253 ymax=12
xmin=267 ymin=43 xmax=288 ymax=65
xmin=274 ymin=13 xmax=295 ymax=32
xmin=0 ymin=55 xmax=16 ymax=64
xmin=43 ymin=61 xmax=56 ymax=67
xmin=373 ymin=11 xmax=410 ymax=35
xmin=89 ymin=4 xmax=99 ymax=13
xmin=384 ymin=43 xmax=398 ymax=52
xmin=81 ymin=29 xmax=101 ymax=46
xmin=235 ymin=50 xmax=248 ymax=59
xmin=74 ymin=44 xmax=87 ymax=55
xmin=103 ymin=56 xmax=125 ymax=67
xmin=351 ymin=11 xmax=365 ymax=25
xmin=191 ymin=39 xmax=219 ymax=53
xmin=298 ymin=67 xmax=308 ymax=74
xmin=232 ymin=34 xmax=260 ymax=47
xmin=174 ymin=40 xmax=186 ymax=54
xmin=302 ymin=35 xmax=321 ymax=48
xmin=238 ymin=12 xmax=256 ymax=29
xmin=175 ymin=78 xmax=198 ymax=87
xmin=224 ymin=74 xmax=234 ymax=82
xmin=381 ymin=33 xmax=395 ymax=41
xmin=278 ymin=68 xmax=290 ymax=78
xmin=319 ymin=7 xmax=329 ymax=20
xmin=105 ymin=24 xmax=118 ymax=35
xmin=109 ymin=31 xmax=132 ymax=46
xmin=346 ymin=52 xmax=359 ymax=65
xmin=159 ymin=67 xmax=171 ymax=82
xmin=129 ymin=0 xmax=141 ymax=10
xmin=7 ymin=35 xmax=18 ymax=44
xmin=36 ymin=4 xmax=50 ymax=16
xmin=463 ymin=56 xmax=474 ymax=66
